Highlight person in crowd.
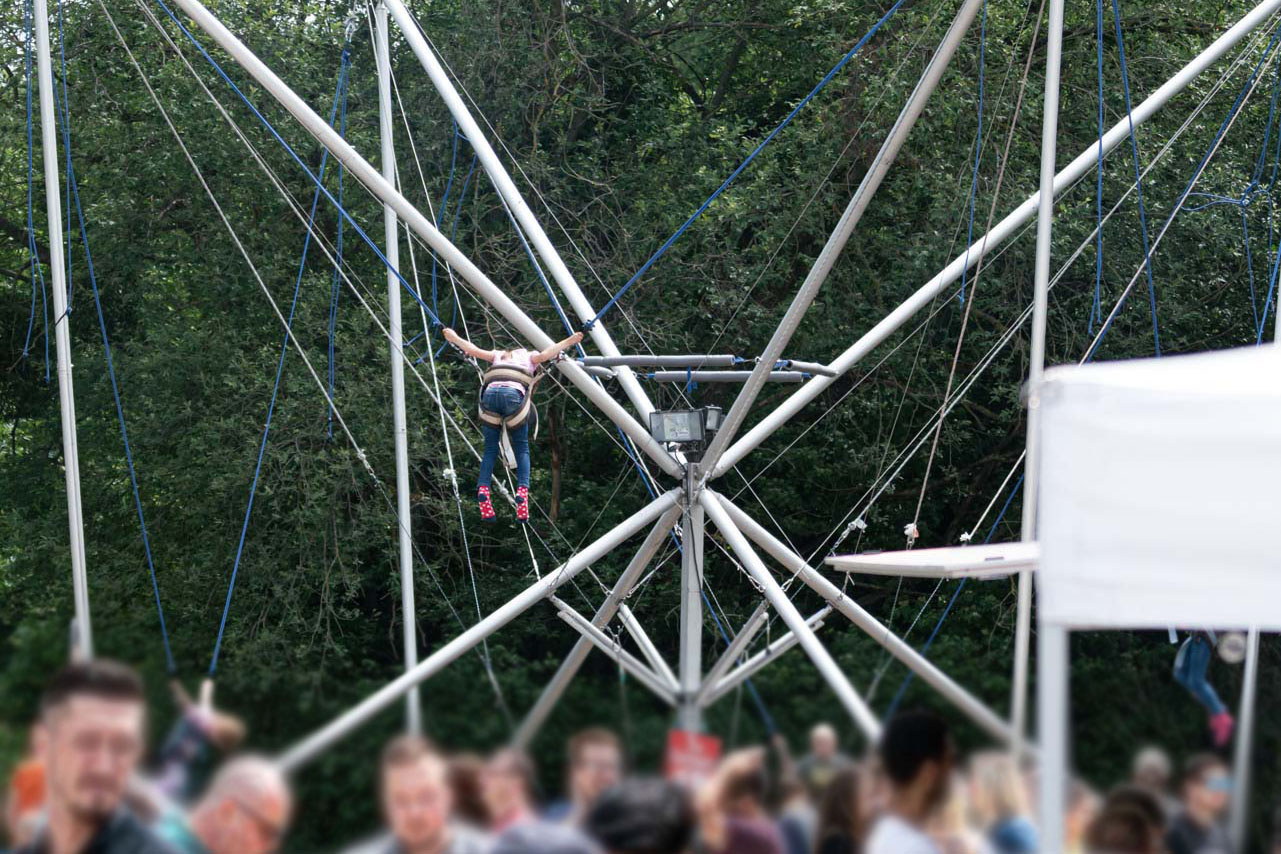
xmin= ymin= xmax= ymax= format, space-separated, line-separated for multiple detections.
xmin=6 ymin=726 xmax=47 ymax=849
xmin=1131 ymin=746 xmax=1179 ymax=819
xmin=1172 ymin=633 xmax=1235 ymax=747
xmin=449 ymin=754 xmax=492 ymax=830
xmin=813 ymin=765 xmax=864 ymax=854
xmin=695 ymin=748 xmax=785 ymax=854
xmin=796 ymin=725 xmax=852 ymax=803
xmin=584 ymin=778 xmax=694 ymax=854
xmin=1166 ymin=754 xmax=1232 ymax=854
xmin=864 ymin=710 xmax=953 ymax=854
xmin=18 ymin=660 xmax=175 ymax=854
xmin=1086 ymin=803 xmax=1165 ymax=854
xmin=151 ymin=680 xmax=246 ymax=804
xmin=545 ymin=729 xmax=624 ymax=827
xmin=442 ymin=327 xmax=583 ymax=523
xmin=774 ymin=778 xmax=816 ymax=854
xmin=1064 ymin=781 xmax=1101 ymax=854
xmin=968 ymin=751 xmax=1037 ymax=854
xmin=1103 ymin=785 xmax=1166 ymax=838
xmin=343 ymin=736 xmax=488 ymax=854
xmin=492 ymin=822 xmax=599 ymax=854
xmin=154 ymin=756 xmax=291 ymax=854
xmin=481 ymin=749 xmax=538 ymax=834
xmin=928 ymin=773 xmax=985 ymax=854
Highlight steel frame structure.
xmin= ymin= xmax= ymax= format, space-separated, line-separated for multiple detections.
xmin=35 ymin=0 xmax=1281 ymax=780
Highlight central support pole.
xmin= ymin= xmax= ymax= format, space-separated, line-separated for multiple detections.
xmin=677 ymin=465 xmax=704 ymax=731
xmin=35 ymin=0 xmax=92 ymax=658
xmin=698 ymin=0 xmax=984 ymax=476
xmin=375 ymin=1 xmax=421 ymax=735
xmin=1013 ymin=0 xmax=1065 ymax=762
xmin=1229 ymin=627 xmax=1261 ymax=850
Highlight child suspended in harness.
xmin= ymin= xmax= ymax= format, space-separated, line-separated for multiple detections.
xmin=1172 ymin=632 xmax=1236 ymax=747
xmin=442 ymin=327 xmax=583 ymax=523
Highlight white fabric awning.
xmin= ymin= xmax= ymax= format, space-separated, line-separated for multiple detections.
xmin=1037 ymin=345 xmax=1281 ymax=630
xmin=827 ymin=542 xmax=1038 ymax=579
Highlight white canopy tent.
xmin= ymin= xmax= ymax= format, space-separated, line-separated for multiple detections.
xmin=1037 ymin=344 xmax=1281 ymax=848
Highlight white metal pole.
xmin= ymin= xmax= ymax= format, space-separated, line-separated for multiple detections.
xmin=677 ymin=469 xmax=705 ymax=731
xmin=617 ymin=604 xmax=679 ymax=689
xmin=375 ymin=1 xmax=422 ymax=737
xmin=511 ymin=507 xmax=680 ymax=749
xmin=1012 ymin=0 xmax=1065 ymax=761
xmin=552 ymin=599 xmax=679 ymax=703
xmin=702 ymin=491 xmax=881 ymax=739
xmin=167 ymin=0 xmax=681 ymax=480
xmin=1229 ymin=627 xmax=1261 ymax=850
xmin=380 ymin=0 xmax=656 ymax=421
xmin=710 ymin=0 xmax=1281 ymax=480
xmin=698 ymin=0 xmax=984 ymax=475
xmin=695 ymin=602 xmax=769 ymax=705
xmin=34 ymin=0 xmax=92 ymax=658
xmin=719 ymin=497 xmax=1014 ymax=743
xmin=278 ymin=489 xmax=680 ymax=770
xmin=1037 ymin=623 xmax=1069 ymax=847
xmin=703 ymin=608 xmax=831 ymax=706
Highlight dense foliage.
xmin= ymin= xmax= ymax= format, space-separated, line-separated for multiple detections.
xmin=2 ymin=0 xmax=1279 ymax=849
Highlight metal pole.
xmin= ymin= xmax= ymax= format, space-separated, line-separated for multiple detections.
xmin=379 ymin=0 xmax=657 ymax=423
xmin=511 ymin=507 xmax=680 ymax=749
xmin=677 ymin=468 xmax=704 ymax=731
xmin=1037 ymin=623 xmax=1069 ymax=846
xmin=694 ymin=602 xmax=769 ymax=705
xmin=702 ymin=607 xmax=831 ymax=706
xmin=698 ymin=0 xmax=984 ymax=476
xmin=710 ymin=0 xmax=1281 ymax=480
xmin=720 ymin=497 xmax=1014 ymax=743
xmin=553 ymin=599 xmax=679 ymax=703
xmin=617 ymin=604 xmax=678 ymax=689
xmin=649 ymin=371 xmax=807 ymax=384
xmin=1012 ymin=0 xmax=1065 ymax=761
xmin=278 ymin=489 xmax=680 ymax=770
xmin=1229 ymin=627 xmax=1261 ymax=850
xmin=34 ymin=0 xmax=92 ymax=659
xmin=167 ymin=0 xmax=681 ymax=480
xmin=702 ymin=491 xmax=881 ymax=739
xmin=374 ymin=1 xmax=422 ymax=737
xmin=579 ymin=355 xmax=739 ymax=369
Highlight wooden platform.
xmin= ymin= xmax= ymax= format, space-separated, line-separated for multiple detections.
xmin=825 ymin=542 xmax=1039 ymax=580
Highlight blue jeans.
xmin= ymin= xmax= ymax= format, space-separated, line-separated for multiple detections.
xmin=1174 ymin=634 xmax=1227 ymax=716
xmin=478 ymin=386 xmax=530 ymax=490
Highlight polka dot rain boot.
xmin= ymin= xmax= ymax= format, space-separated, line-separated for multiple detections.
xmin=516 ymin=486 xmax=530 ymax=524
xmin=477 ymin=485 xmax=496 ymax=522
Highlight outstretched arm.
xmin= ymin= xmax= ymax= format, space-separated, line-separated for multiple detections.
xmin=532 ymin=331 xmax=584 ymax=364
xmin=443 ymin=328 xmax=497 ymax=362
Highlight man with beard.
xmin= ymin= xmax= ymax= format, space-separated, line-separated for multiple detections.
xmin=19 ymin=660 xmax=175 ymax=854
xmin=344 ymin=736 xmax=489 ymax=854
xmin=864 ymin=711 xmax=954 ymax=854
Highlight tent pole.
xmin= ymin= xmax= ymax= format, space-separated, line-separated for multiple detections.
xmin=1229 ymin=626 xmax=1261 ymax=850
xmin=166 ymin=0 xmax=680 ymax=479
xmin=34 ymin=0 xmax=92 ymax=658
xmin=374 ymin=0 xmax=422 ymax=737
xmin=698 ymin=0 xmax=984 ymax=476
xmin=1037 ymin=623 xmax=1069 ymax=846
xmin=1012 ymin=0 xmax=1065 ymax=762
xmin=702 ymin=491 xmax=881 ymax=739
xmin=709 ymin=0 xmax=1281 ymax=480
xmin=278 ymin=490 xmax=679 ymax=770
xmin=719 ymin=496 xmax=1013 ymax=743
xmin=379 ymin=0 xmax=657 ymax=423
xmin=511 ymin=507 xmax=681 ymax=749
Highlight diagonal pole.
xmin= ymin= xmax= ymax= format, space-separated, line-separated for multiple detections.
xmin=697 ymin=0 xmax=984 ymax=476
xmin=694 ymin=602 xmax=769 ymax=706
xmin=617 ymin=604 xmax=678 ymax=689
xmin=718 ymin=495 xmax=1014 ymax=744
xmin=278 ymin=489 xmax=680 ymax=771
xmin=702 ymin=490 xmax=881 ymax=739
xmin=380 ymin=0 xmax=658 ymax=423
xmin=552 ymin=597 xmax=679 ymax=703
xmin=709 ymin=0 xmax=1281 ymax=480
xmin=702 ymin=607 xmax=832 ymax=706
xmin=512 ymin=506 xmax=682 ymax=749
xmin=167 ymin=0 xmax=681 ymax=479
xmin=35 ymin=0 xmax=92 ymax=658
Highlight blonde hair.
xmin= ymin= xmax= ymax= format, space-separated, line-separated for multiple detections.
xmin=969 ymin=751 xmax=1028 ymax=822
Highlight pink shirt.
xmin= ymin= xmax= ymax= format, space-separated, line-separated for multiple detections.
xmin=488 ymin=348 xmax=535 ymax=392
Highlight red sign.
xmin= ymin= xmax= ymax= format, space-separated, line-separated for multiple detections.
xmin=663 ymin=729 xmax=722 ymax=785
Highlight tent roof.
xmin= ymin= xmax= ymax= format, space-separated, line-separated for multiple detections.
xmin=827 ymin=542 xmax=1038 ymax=579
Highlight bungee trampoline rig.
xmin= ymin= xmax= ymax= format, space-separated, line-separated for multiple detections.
xmin=20 ymin=0 xmax=1281 ymax=834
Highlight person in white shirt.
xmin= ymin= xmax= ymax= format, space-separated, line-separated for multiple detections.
xmin=864 ymin=710 xmax=954 ymax=854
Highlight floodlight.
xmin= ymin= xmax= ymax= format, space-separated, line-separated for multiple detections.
xmin=649 ymin=410 xmax=705 ymax=444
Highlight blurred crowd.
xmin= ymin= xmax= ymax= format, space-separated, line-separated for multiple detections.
xmin=1 ymin=658 xmax=1264 ymax=854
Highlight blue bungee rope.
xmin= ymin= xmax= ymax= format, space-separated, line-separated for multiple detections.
xmin=326 ymin=56 xmax=350 ymax=442
xmin=22 ymin=0 xmax=51 ymax=381
xmin=582 ymin=0 xmax=910 ymax=332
